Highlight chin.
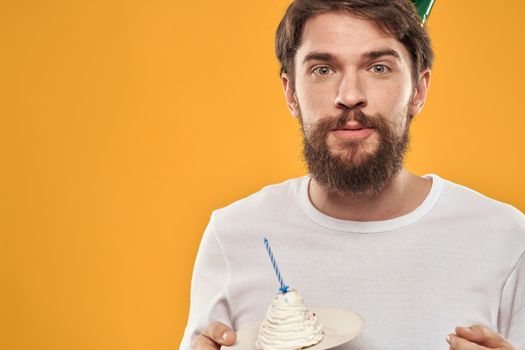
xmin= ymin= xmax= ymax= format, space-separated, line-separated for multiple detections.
xmin=331 ymin=150 xmax=371 ymax=167
xmin=331 ymin=144 xmax=377 ymax=161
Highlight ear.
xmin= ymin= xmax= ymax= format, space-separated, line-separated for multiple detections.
xmin=408 ymin=69 xmax=431 ymax=116
xmin=281 ymin=73 xmax=300 ymax=117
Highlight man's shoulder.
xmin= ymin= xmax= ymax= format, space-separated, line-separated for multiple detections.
xmin=442 ymin=177 xmax=521 ymax=211
xmin=439 ymin=176 xmax=525 ymax=229
xmin=212 ymin=175 xmax=307 ymax=220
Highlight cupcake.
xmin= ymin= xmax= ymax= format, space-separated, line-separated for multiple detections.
xmin=255 ymin=289 xmax=323 ymax=350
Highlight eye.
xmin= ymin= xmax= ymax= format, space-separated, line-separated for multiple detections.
xmin=312 ymin=66 xmax=334 ymax=76
xmin=370 ymin=64 xmax=390 ymax=74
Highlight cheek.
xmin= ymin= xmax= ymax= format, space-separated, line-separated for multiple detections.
xmin=371 ymin=81 xmax=411 ymax=114
xmin=295 ymin=83 xmax=335 ymax=120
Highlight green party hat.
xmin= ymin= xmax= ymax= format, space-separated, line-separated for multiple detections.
xmin=412 ymin=0 xmax=435 ymax=24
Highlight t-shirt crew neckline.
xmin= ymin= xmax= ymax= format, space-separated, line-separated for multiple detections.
xmin=299 ymin=174 xmax=444 ymax=233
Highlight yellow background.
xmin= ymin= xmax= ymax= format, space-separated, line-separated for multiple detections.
xmin=2 ymin=1 xmax=524 ymax=349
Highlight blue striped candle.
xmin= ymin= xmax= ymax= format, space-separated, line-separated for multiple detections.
xmin=264 ymin=237 xmax=289 ymax=293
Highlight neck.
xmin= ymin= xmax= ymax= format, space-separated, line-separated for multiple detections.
xmin=308 ymin=169 xmax=432 ymax=221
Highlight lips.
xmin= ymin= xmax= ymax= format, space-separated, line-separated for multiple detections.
xmin=331 ymin=122 xmax=374 ymax=140
xmin=332 ymin=122 xmax=373 ymax=131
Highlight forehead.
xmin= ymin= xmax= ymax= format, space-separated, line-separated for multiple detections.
xmin=297 ymin=11 xmax=411 ymax=64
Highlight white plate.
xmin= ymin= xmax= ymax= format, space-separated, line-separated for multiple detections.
xmin=224 ymin=307 xmax=364 ymax=350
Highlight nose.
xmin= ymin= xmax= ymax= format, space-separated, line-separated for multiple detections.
xmin=334 ymin=73 xmax=367 ymax=110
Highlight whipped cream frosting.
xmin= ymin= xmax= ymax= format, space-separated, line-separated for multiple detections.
xmin=255 ymin=289 xmax=324 ymax=350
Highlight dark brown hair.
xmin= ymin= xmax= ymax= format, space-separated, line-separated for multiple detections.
xmin=275 ymin=0 xmax=434 ymax=86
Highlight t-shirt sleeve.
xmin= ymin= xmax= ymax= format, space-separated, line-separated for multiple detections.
xmin=179 ymin=214 xmax=233 ymax=350
xmin=498 ymin=249 xmax=525 ymax=348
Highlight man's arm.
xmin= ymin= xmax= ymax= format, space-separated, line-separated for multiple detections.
xmin=180 ymin=215 xmax=234 ymax=350
xmin=498 ymin=249 xmax=525 ymax=347
xmin=447 ymin=249 xmax=525 ymax=350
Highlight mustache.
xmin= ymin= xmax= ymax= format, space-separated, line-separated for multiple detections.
xmin=333 ymin=110 xmax=378 ymax=129
xmin=306 ymin=110 xmax=382 ymax=137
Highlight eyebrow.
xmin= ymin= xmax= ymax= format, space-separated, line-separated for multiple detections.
xmin=364 ymin=49 xmax=401 ymax=60
xmin=302 ymin=48 xmax=401 ymax=64
xmin=302 ymin=52 xmax=336 ymax=64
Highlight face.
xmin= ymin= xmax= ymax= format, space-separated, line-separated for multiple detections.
xmin=282 ymin=11 xmax=430 ymax=194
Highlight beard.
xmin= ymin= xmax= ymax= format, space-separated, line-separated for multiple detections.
xmin=301 ymin=109 xmax=410 ymax=196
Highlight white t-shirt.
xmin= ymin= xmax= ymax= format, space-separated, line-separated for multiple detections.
xmin=180 ymin=174 xmax=525 ymax=350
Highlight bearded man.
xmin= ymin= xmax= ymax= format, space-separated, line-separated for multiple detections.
xmin=180 ymin=1 xmax=525 ymax=349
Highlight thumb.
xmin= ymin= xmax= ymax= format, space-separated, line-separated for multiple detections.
xmin=203 ymin=322 xmax=237 ymax=346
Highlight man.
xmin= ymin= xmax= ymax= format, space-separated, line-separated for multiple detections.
xmin=180 ymin=1 xmax=525 ymax=349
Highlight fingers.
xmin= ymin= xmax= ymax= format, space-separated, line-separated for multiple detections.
xmin=202 ymin=321 xmax=236 ymax=345
xmin=447 ymin=334 xmax=489 ymax=350
xmin=194 ymin=322 xmax=236 ymax=350
xmin=447 ymin=325 xmax=516 ymax=350
xmin=194 ymin=334 xmax=221 ymax=350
